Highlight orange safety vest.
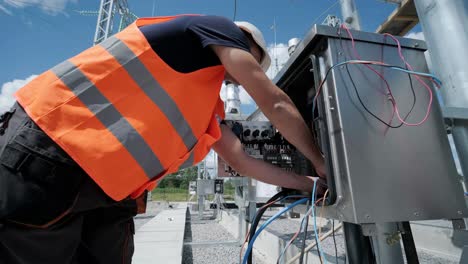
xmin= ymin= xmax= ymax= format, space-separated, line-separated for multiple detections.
xmin=15 ymin=15 xmax=226 ymax=201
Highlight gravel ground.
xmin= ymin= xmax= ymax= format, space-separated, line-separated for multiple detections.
xmin=257 ymin=209 xmax=459 ymax=264
xmin=182 ymin=209 xmax=268 ymax=264
xmin=134 ymin=203 xmax=460 ymax=264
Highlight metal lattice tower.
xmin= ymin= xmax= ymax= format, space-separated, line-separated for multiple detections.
xmin=77 ymin=0 xmax=138 ymax=45
xmin=322 ymin=15 xmax=342 ymax=27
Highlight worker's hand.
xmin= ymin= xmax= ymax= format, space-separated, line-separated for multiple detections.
xmin=304 ymin=176 xmax=327 ymax=197
xmin=313 ymin=157 xmax=327 ymax=179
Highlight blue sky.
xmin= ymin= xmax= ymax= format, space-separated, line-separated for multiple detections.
xmin=0 ymin=0 xmax=420 ymax=114
xmin=0 ymin=0 xmax=401 ymax=83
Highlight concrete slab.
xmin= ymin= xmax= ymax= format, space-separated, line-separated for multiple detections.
xmin=133 ymin=202 xmax=188 ymax=264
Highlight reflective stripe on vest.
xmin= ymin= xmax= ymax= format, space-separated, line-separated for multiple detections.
xmin=15 ymin=15 xmax=226 ymax=200
xmin=99 ymin=36 xmax=198 ymax=150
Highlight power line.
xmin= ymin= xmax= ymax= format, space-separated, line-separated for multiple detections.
xmin=311 ymin=0 xmax=340 ymax=26
xmin=233 ymin=0 xmax=237 ymax=21
xmin=151 ymin=0 xmax=156 ymax=16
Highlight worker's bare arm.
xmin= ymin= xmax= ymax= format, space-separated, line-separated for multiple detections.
xmin=211 ymin=45 xmax=326 ymax=177
xmin=212 ymin=124 xmax=320 ymax=192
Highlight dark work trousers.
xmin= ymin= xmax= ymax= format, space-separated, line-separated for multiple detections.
xmin=0 ymin=103 xmax=138 ymax=264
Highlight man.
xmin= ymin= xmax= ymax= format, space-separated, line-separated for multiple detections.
xmin=0 ymin=15 xmax=325 ymax=263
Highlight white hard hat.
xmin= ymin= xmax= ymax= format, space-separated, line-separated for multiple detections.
xmin=234 ymin=21 xmax=271 ymax=72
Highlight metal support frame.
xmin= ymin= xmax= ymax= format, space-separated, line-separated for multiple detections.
xmin=343 ymin=223 xmax=375 ymax=264
xmin=443 ymin=107 xmax=468 ymax=121
xmin=370 ymin=223 xmax=405 ymax=264
xmin=401 ymin=222 xmax=420 ymax=264
xmin=197 ymin=163 xmax=205 ymax=219
xmin=339 ymin=0 xmax=361 ymax=30
xmin=414 ymin=0 xmax=468 ymax=188
xmin=93 ymin=0 xmax=137 ymax=45
xmin=117 ymin=0 xmax=138 ymax=32
xmin=94 ymin=0 xmax=116 ymax=45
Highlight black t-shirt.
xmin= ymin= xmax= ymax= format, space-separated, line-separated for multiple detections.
xmin=139 ymin=15 xmax=251 ymax=73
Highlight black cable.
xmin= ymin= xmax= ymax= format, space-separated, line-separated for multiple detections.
xmin=332 ymin=220 xmax=338 ymax=264
xmin=247 ymin=190 xmax=289 ymax=264
xmin=401 ymin=221 xmax=420 ymax=264
xmin=233 ymin=0 xmax=237 ymax=21
xmin=344 ymin=64 xmax=417 ymax=128
xmin=299 ymin=201 xmax=310 ymax=264
xmin=333 ymin=29 xmax=418 ymax=129
xmin=314 ymin=58 xmax=418 ymax=129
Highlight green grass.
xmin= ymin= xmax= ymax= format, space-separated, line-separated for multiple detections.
xmin=151 ymin=188 xmax=236 ymax=202
xmin=151 ymin=188 xmax=189 ymax=201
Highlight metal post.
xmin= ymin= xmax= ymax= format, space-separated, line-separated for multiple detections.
xmin=197 ymin=163 xmax=205 ymax=219
xmin=370 ymin=223 xmax=405 ymax=264
xmin=401 ymin=222 xmax=420 ymax=264
xmin=342 ymin=223 xmax=375 ymax=264
xmin=414 ymin=0 xmax=468 ymax=182
xmin=339 ymin=0 xmax=361 ymax=30
xmin=225 ymin=82 xmax=241 ymax=114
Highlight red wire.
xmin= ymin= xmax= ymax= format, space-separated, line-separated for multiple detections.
xmin=278 ymin=197 xmax=327 ymax=262
xmin=239 ymin=198 xmax=280 ymax=261
xmin=340 ymin=24 xmax=400 ymax=126
xmin=240 ymin=196 xmax=308 ymax=262
xmin=382 ymin=33 xmax=440 ymax=89
xmin=340 ymin=24 xmax=433 ymax=127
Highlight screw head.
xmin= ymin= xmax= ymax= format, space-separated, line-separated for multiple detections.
xmin=414 ymin=212 xmax=420 ymax=216
xmin=365 ymin=214 xmax=371 ymax=219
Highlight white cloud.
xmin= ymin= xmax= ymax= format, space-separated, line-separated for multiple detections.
xmin=406 ymin=31 xmax=425 ymax=40
xmin=266 ymin=43 xmax=290 ymax=79
xmin=0 ymin=3 xmax=12 ymax=15
xmin=0 ymin=75 xmax=37 ymax=112
xmin=3 ymin=0 xmax=77 ymax=15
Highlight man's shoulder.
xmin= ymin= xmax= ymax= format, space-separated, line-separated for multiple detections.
xmin=188 ymin=15 xmax=234 ymax=25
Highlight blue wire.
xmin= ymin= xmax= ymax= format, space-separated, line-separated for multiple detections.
xmin=244 ymin=195 xmax=310 ymax=263
xmin=312 ymin=60 xmax=442 ymax=114
xmin=277 ymin=206 xmax=309 ymax=263
xmin=388 ymin=66 xmax=442 ymax=86
xmin=312 ymin=180 xmax=327 ymax=263
xmin=242 ymin=198 xmax=310 ymax=264
xmin=334 ymin=60 xmax=443 ymax=85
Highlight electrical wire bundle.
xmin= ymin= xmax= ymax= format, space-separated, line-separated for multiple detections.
xmin=241 ymin=197 xmax=310 ymax=264
xmin=240 ymin=181 xmax=333 ymax=264
xmin=313 ymin=24 xmax=442 ymax=129
xmin=240 ymin=191 xmax=308 ymax=264
xmin=276 ymin=190 xmax=331 ymax=264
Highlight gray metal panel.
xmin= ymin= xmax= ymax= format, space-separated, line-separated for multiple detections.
xmin=197 ymin=179 xmax=214 ymax=195
xmin=319 ymin=35 xmax=467 ymax=223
